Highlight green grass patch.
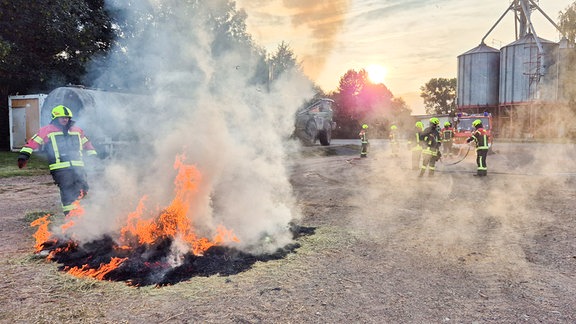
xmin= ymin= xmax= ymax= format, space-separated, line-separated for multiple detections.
xmin=0 ymin=151 xmax=50 ymax=178
xmin=23 ymin=211 xmax=55 ymax=223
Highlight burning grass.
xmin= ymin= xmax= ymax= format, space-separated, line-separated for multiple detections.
xmin=34 ymin=233 xmax=304 ymax=287
xmin=29 ymin=155 xmax=314 ymax=286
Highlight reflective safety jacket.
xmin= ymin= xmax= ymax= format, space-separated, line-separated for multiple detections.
xmin=19 ymin=124 xmax=97 ymax=171
xmin=411 ymin=127 xmax=423 ymax=150
xmin=359 ymin=130 xmax=368 ymax=144
xmin=466 ymin=127 xmax=489 ymax=150
xmin=441 ymin=127 xmax=454 ymax=141
xmin=421 ymin=126 xmax=441 ymax=153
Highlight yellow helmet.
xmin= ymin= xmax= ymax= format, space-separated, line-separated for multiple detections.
xmin=472 ymin=119 xmax=482 ymax=127
xmin=429 ymin=117 xmax=440 ymax=125
xmin=51 ymin=105 xmax=73 ymax=120
xmin=415 ymin=121 xmax=424 ymax=130
xmin=362 ymin=124 xmax=369 ymax=129
xmin=444 ymin=121 xmax=451 ymax=127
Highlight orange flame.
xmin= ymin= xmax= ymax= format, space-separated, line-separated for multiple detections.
xmin=30 ymin=214 xmax=53 ymax=252
xmin=119 ymin=154 xmax=239 ymax=255
xmin=61 ymin=200 xmax=85 ymax=233
xmin=31 ymin=154 xmax=240 ymax=282
xmin=66 ymin=257 xmax=127 ymax=280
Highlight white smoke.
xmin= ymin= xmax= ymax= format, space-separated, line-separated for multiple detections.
xmin=67 ymin=0 xmax=314 ymax=253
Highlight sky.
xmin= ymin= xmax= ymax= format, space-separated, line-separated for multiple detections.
xmin=236 ymin=0 xmax=573 ymax=114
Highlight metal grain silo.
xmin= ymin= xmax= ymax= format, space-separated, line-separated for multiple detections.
xmin=499 ymin=33 xmax=559 ymax=105
xmin=457 ymin=43 xmax=500 ymax=110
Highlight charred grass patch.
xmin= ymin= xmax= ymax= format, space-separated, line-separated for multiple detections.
xmin=31 ymin=225 xmax=317 ymax=287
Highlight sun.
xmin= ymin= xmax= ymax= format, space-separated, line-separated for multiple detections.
xmin=366 ymin=64 xmax=388 ymax=84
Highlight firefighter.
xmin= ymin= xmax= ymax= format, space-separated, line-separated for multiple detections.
xmin=17 ymin=105 xmax=98 ymax=215
xmin=389 ymin=124 xmax=399 ymax=157
xmin=466 ymin=119 xmax=489 ymax=176
xmin=441 ymin=121 xmax=454 ymax=157
xmin=410 ymin=121 xmax=424 ymax=170
xmin=359 ymin=124 xmax=369 ymax=158
xmin=419 ymin=117 xmax=441 ymax=177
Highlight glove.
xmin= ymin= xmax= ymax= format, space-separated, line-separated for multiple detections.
xmin=17 ymin=158 xmax=27 ymax=169
xmin=17 ymin=154 xmax=29 ymax=169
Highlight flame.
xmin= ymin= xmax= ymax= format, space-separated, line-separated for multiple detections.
xmin=31 ymin=154 xmax=241 ymax=283
xmin=30 ymin=214 xmax=53 ymax=252
xmin=119 ymin=154 xmax=239 ymax=254
xmin=66 ymin=257 xmax=127 ymax=280
xmin=60 ymin=201 xmax=85 ymax=233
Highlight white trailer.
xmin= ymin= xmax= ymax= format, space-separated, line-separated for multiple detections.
xmin=9 ymin=94 xmax=47 ymax=152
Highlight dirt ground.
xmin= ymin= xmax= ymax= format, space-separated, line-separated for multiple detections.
xmin=1 ymin=140 xmax=575 ymax=323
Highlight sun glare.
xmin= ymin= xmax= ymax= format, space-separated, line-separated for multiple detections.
xmin=366 ymin=64 xmax=387 ymax=84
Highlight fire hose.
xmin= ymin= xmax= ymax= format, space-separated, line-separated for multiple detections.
xmin=440 ymin=145 xmax=471 ymax=166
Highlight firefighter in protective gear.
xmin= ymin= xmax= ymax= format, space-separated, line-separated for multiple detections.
xmin=441 ymin=121 xmax=454 ymax=157
xmin=419 ymin=117 xmax=441 ymax=177
xmin=359 ymin=124 xmax=369 ymax=158
xmin=466 ymin=119 xmax=489 ymax=176
xmin=410 ymin=121 xmax=424 ymax=170
xmin=389 ymin=124 xmax=399 ymax=157
xmin=17 ymin=105 xmax=98 ymax=215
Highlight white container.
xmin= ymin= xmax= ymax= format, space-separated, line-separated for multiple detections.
xmin=9 ymin=94 xmax=47 ymax=151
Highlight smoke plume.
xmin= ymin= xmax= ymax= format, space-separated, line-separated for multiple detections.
xmin=65 ymin=0 xmax=315 ymax=254
xmin=237 ymin=0 xmax=351 ymax=82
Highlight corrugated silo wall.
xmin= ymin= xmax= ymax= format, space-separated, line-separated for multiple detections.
xmin=457 ymin=44 xmax=500 ymax=110
xmin=457 ymin=44 xmax=500 ymax=137
xmin=498 ymin=34 xmax=565 ymax=139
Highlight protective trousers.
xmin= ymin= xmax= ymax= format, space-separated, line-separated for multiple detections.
xmin=391 ymin=139 xmax=399 ymax=157
xmin=476 ymin=148 xmax=488 ymax=176
xmin=360 ymin=134 xmax=368 ymax=158
xmin=419 ymin=148 xmax=438 ymax=176
xmin=443 ymin=140 xmax=453 ymax=156
xmin=51 ymin=167 xmax=89 ymax=214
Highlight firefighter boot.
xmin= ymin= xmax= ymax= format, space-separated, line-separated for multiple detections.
xmin=419 ymin=169 xmax=425 ymax=177
xmin=428 ymin=170 xmax=434 ymax=177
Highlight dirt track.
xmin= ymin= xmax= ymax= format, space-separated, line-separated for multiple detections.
xmin=1 ymin=140 xmax=575 ymax=323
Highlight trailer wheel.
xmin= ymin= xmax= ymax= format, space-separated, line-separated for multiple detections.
xmin=318 ymin=123 xmax=331 ymax=146
xmin=302 ymin=119 xmax=317 ymax=146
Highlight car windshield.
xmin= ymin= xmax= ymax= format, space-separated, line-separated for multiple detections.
xmin=458 ymin=117 xmax=490 ymax=131
xmin=298 ymin=99 xmax=333 ymax=115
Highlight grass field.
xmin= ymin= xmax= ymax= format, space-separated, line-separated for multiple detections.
xmin=0 ymin=151 xmax=50 ymax=178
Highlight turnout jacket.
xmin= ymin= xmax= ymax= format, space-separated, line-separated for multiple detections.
xmin=359 ymin=130 xmax=368 ymax=143
xmin=466 ymin=127 xmax=489 ymax=150
xmin=441 ymin=126 xmax=454 ymax=141
xmin=19 ymin=123 xmax=97 ymax=171
xmin=421 ymin=126 xmax=441 ymax=151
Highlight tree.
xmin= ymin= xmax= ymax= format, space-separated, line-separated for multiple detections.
xmin=0 ymin=0 xmax=114 ymax=150
xmin=331 ymin=68 xmax=407 ymax=138
xmin=420 ymin=77 xmax=456 ymax=115
xmin=0 ymin=1 xmax=113 ymax=91
xmin=559 ymin=2 xmax=576 ymax=44
xmin=268 ymin=41 xmax=298 ymax=82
